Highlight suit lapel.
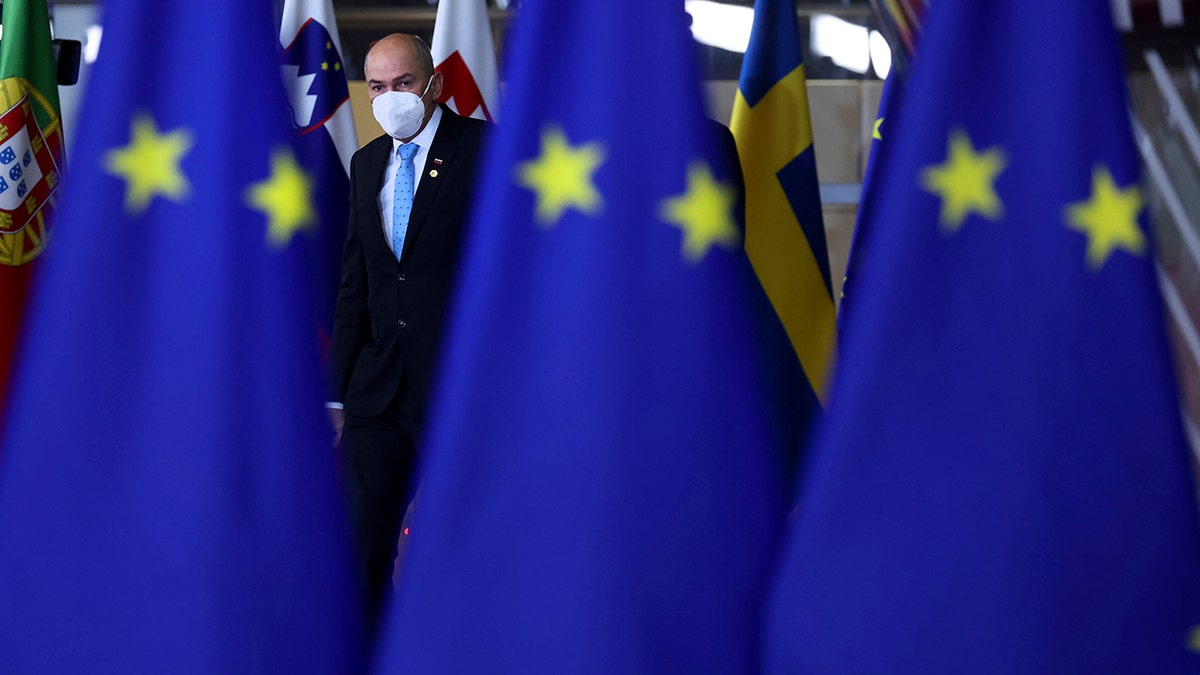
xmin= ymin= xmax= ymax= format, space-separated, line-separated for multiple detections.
xmin=399 ymin=109 xmax=462 ymax=264
xmin=361 ymin=134 xmax=393 ymax=252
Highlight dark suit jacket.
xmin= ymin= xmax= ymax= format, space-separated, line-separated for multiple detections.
xmin=330 ymin=105 xmax=488 ymax=419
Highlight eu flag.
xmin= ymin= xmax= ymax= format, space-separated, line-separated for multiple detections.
xmin=766 ymin=0 xmax=1200 ymax=671
xmin=838 ymin=74 xmax=903 ymax=337
xmin=376 ymin=1 xmax=788 ymax=671
xmin=0 ymin=1 xmax=360 ymax=671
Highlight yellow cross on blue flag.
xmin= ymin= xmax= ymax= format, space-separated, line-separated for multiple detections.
xmin=732 ymin=0 xmax=835 ymax=409
xmin=375 ymin=1 xmax=794 ymax=671
xmin=765 ymin=0 xmax=1200 ymax=671
xmin=0 ymin=1 xmax=360 ymax=671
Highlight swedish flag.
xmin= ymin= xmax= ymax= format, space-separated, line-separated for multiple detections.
xmin=731 ymin=0 xmax=835 ymax=406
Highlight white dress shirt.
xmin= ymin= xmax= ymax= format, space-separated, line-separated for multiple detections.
xmin=378 ymin=105 xmax=443 ymax=257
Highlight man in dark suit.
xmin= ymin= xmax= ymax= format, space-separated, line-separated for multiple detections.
xmin=326 ymin=33 xmax=487 ymax=633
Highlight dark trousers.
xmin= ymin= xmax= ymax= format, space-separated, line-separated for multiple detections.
xmin=341 ymin=381 xmax=421 ymax=641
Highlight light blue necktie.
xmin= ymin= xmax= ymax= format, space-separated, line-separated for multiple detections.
xmin=392 ymin=143 xmax=419 ymax=261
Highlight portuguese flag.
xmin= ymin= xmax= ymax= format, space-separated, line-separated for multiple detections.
xmin=0 ymin=0 xmax=64 ymax=413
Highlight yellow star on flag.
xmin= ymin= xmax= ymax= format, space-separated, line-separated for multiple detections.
xmin=660 ymin=161 xmax=739 ymax=264
xmin=873 ymin=117 xmax=884 ymax=141
xmin=1064 ymin=165 xmax=1145 ymax=270
xmin=920 ymin=129 xmax=1007 ymax=232
xmin=245 ymin=148 xmax=315 ymax=248
xmin=104 ymin=113 xmax=194 ymax=215
xmin=321 ymin=61 xmax=329 ymax=71
xmin=1188 ymin=625 xmax=1200 ymax=653
xmin=515 ymin=124 xmax=606 ymax=227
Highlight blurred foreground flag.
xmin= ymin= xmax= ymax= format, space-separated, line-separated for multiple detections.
xmin=0 ymin=1 xmax=359 ymax=672
xmin=731 ymin=0 xmax=834 ymax=407
xmin=766 ymin=0 xmax=1200 ymax=672
xmin=280 ymin=0 xmax=358 ymax=353
xmin=432 ymin=0 xmax=498 ymax=121
xmin=378 ymin=1 xmax=787 ymax=672
xmin=838 ymin=74 xmax=902 ymax=337
xmin=0 ymin=0 xmax=64 ymax=413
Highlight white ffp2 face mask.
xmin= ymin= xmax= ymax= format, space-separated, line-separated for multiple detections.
xmin=371 ymin=76 xmax=436 ymax=140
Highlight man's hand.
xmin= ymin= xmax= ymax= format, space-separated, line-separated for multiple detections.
xmin=328 ymin=408 xmax=345 ymax=447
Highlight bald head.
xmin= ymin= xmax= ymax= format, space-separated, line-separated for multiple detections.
xmin=366 ymin=34 xmax=434 ymax=84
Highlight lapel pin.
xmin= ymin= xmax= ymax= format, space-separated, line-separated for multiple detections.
xmin=433 ymin=158 xmax=444 ymax=165
xmin=429 ymin=169 xmax=439 ymax=178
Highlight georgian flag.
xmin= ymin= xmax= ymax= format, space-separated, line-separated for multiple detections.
xmin=432 ymin=0 xmax=499 ymax=122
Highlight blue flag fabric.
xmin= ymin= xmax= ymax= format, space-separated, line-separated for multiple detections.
xmin=376 ymin=2 xmax=787 ymax=672
xmin=279 ymin=0 xmax=357 ymax=353
xmin=0 ymin=1 xmax=360 ymax=672
xmin=765 ymin=1 xmax=1200 ymax=671
xmin=838 ymin=74 xmax=902 ymax=337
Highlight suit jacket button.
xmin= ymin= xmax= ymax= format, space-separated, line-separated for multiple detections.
xmin=397 ymin=319 xmax=407 ymax=328
xmin=397 ymin=274 xmax=406 ymax=282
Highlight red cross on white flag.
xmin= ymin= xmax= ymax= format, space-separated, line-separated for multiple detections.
xmin=431 ymin=0 xmax=499 ymax=122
